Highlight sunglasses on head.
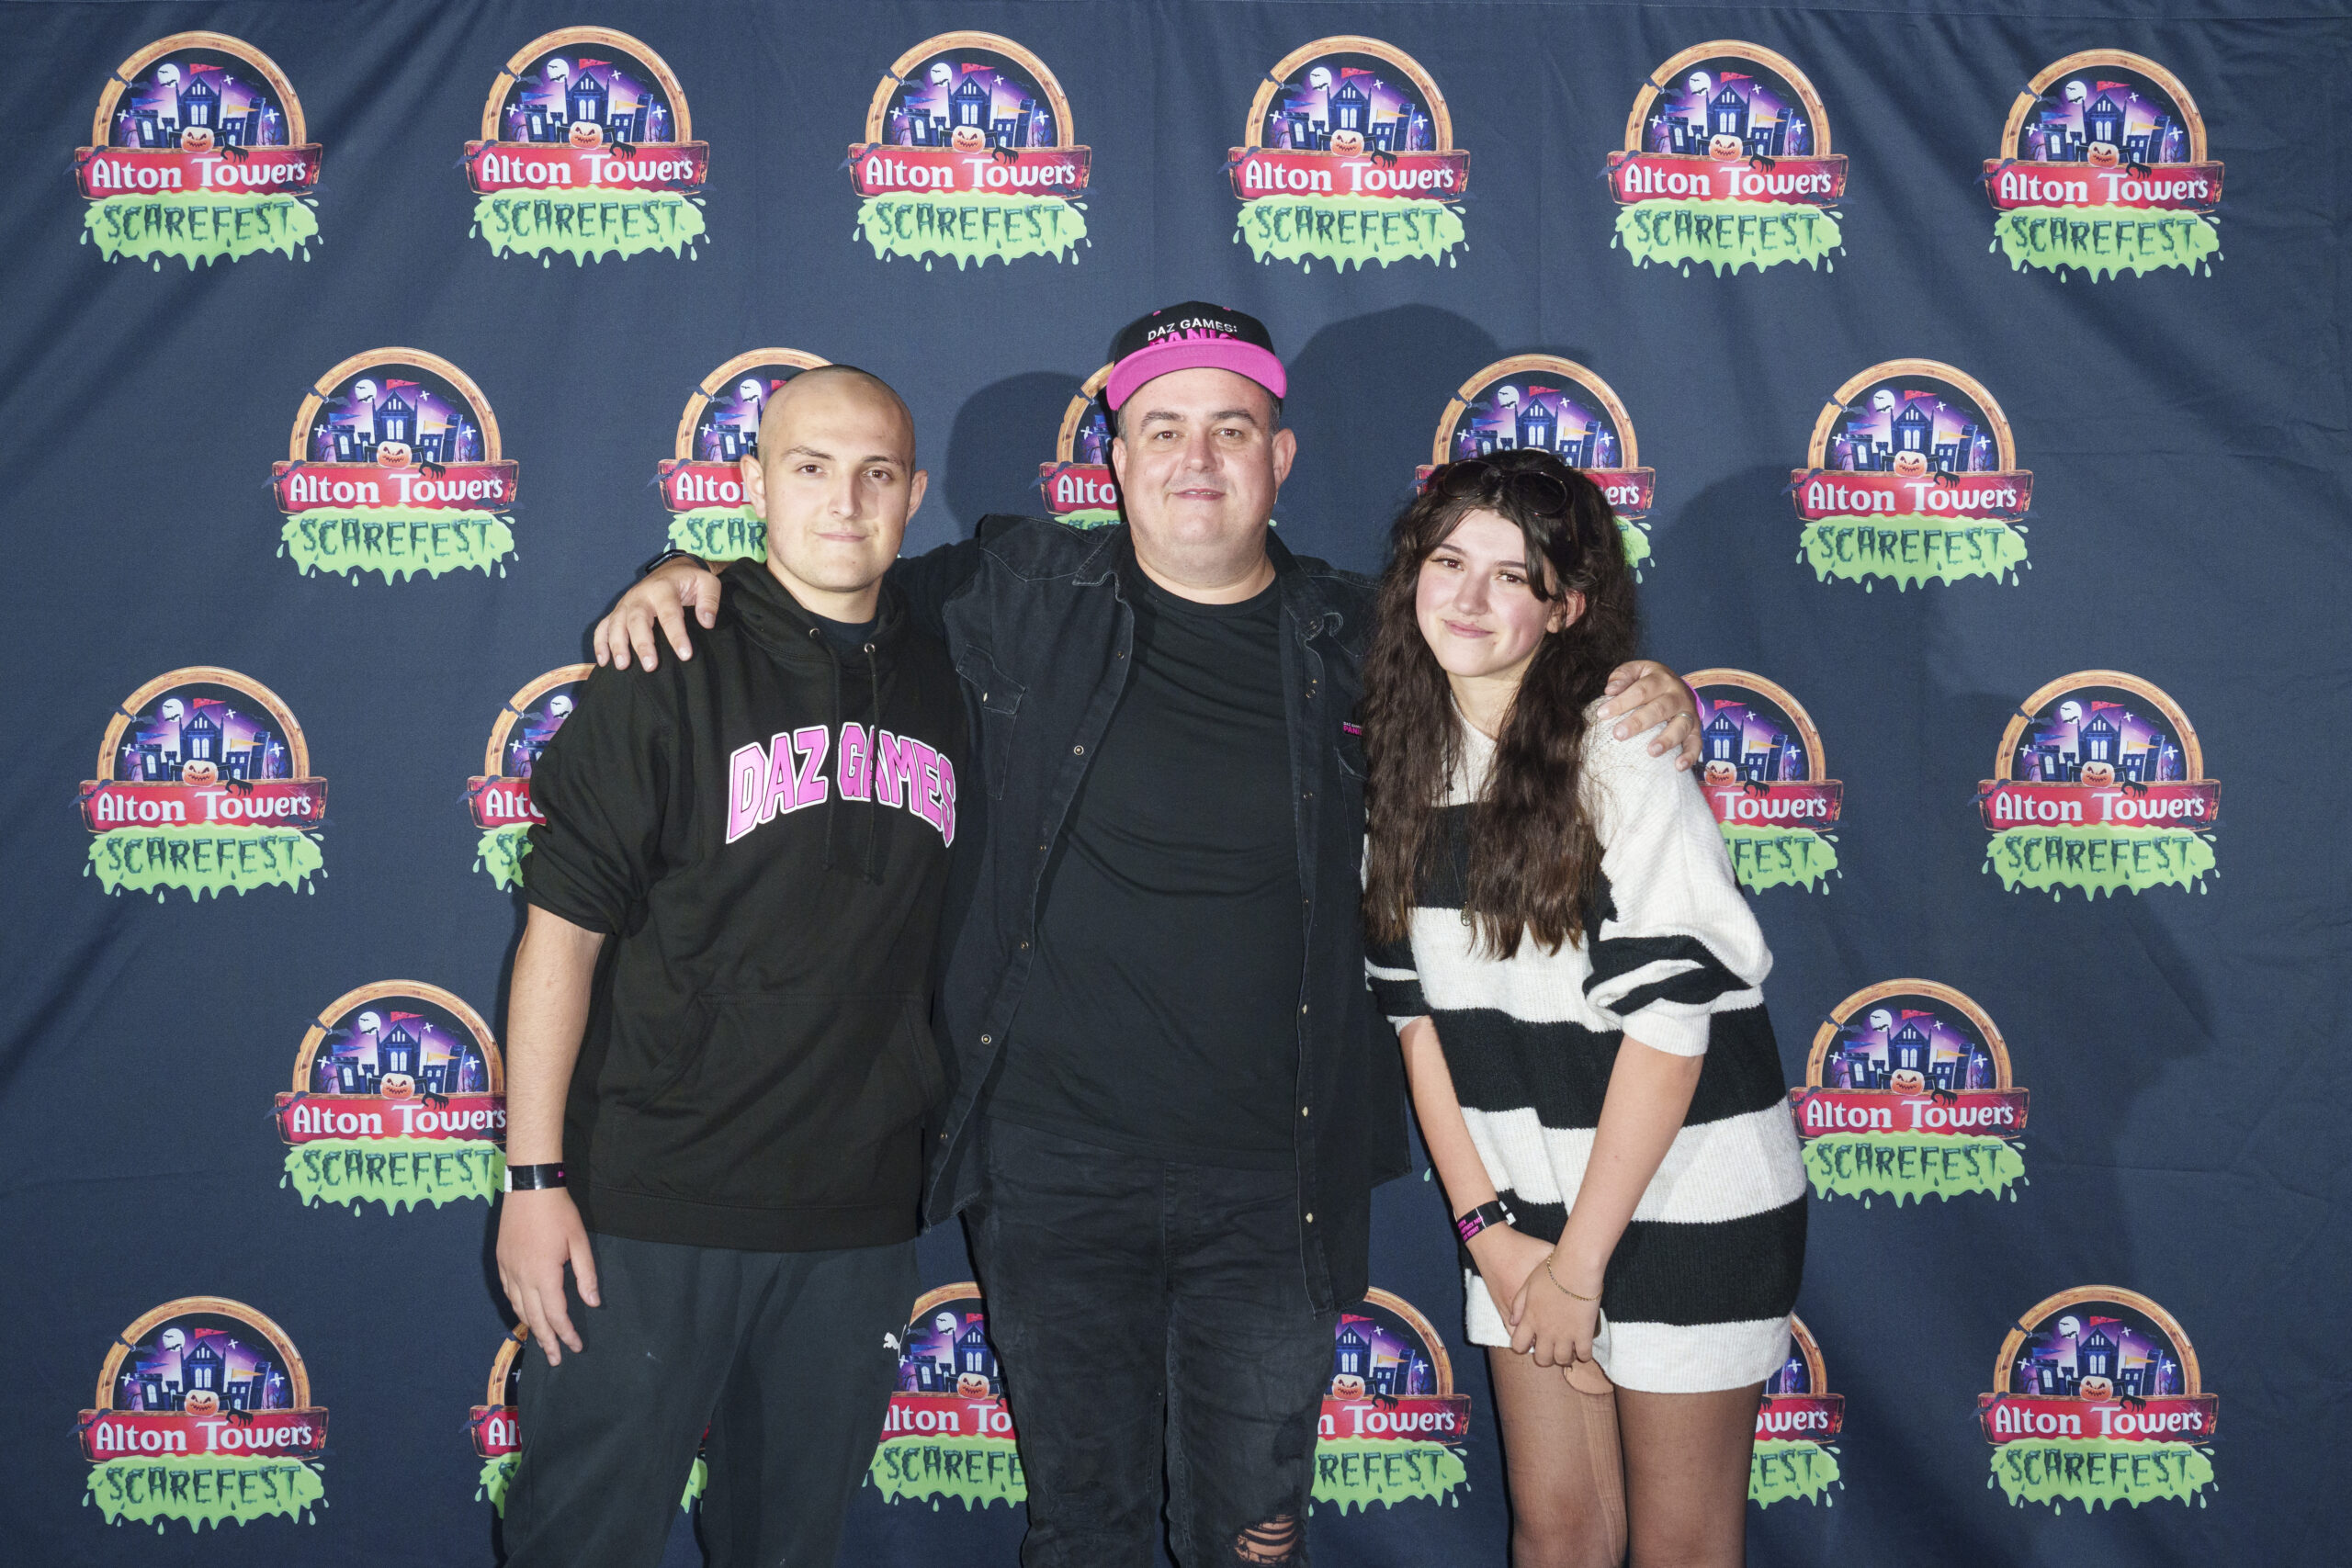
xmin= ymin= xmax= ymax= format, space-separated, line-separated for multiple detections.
xmin=1431 ymin=458 xmax=1577 ymax=519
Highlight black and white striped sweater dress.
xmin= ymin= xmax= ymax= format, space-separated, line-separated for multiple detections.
xmin=1367 ymin=715 xmax=1807 ymax=1393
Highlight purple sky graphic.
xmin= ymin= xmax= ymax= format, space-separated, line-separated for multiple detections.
xmin=118 ymin=686 xmax=291 ymax=781
xmin=1831 ymin=383 xmax=1998 ymax=472
xmin=1827 ymin=1002 xmax=1995 ymax=1086
xmin=500 ymin=52 xmax=674 ymax=141
xmin=312 ymin=1001 xmax=485 ymax=1088
xmin=1452 ymin=378 xmax=1624 ymax=466
xmin=310 ymin=368 xmax=483 ymax=462
xmin=115 ymin=1314 xmax=294 ymax=1411
xmin=110 ymin=51 xmax=290 ymax=146
xmin=2014 ymin=694 xmax=2187 ymax=781
xmin=886 ymin=56 xmax=1057 ymax=145
xmin=2009 ymin=1305 xmax=2185 ymax=1393
xmin=1695 ymin=690 xmax=1808 ymax=782
xmin=693 ymin=367 xmax=808 ymax=461
xmin=503 ymin=684 xmax=583 ymax=777
xmin=1644 ymin=62 xmax=1811 ymax=153
xmin=2022 ymin=71 xmax=2191 ymax=164
xmin=1261 ymin=54 xmax=1437 ymax=148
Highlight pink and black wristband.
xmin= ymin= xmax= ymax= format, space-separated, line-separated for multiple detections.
xmin=1454 ymin=1198 xmax=1517 ymax=1245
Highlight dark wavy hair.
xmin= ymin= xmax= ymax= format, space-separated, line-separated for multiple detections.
xmin=1361 ymin=449 xmax=1640 ymax=958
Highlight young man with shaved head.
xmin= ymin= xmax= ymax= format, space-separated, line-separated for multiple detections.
xmin=596 ymin=306 xmax=1701 ymax=1565
xmin=493 ymin=366 xmax=966 ymax=1566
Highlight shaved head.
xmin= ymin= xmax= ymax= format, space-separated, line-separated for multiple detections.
xmin=759 ymin=364 xmax=917 ymax=468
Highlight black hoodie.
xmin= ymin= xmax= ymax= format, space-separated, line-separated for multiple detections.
xmin=525 ymin=559 xmax=967 ymax=1251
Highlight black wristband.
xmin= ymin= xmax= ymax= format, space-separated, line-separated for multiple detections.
xmin=1454 ymin=1198 xmax=1517 ymax=1245
xmin=503 ymin=1163 xmax=566 ymax=1192
xmin=638 ymin=546 xmax=696 ymax=578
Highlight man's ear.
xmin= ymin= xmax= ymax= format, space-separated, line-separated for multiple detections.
xmin=1109 ymin=434 xmax=1127 ymax=490
xmin=1548 ymin=589 xmax=1587 ymax=635
xmin=739 ymin=452 xmax=766 ymax=520
xmin=905 ymin=468 xmax=929 ymax=522
xmin=1269 ymin=425 xmax=1299 ymax=491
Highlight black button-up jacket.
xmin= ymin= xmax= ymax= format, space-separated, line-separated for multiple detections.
xmin=892 ymin=515 xmax=1409 ymax=1309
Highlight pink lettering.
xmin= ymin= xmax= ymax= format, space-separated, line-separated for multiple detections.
xmin=908 ymin=741 xmax=943 ymax=831
xmin=790 ymin=726 xmax=832 ymax=810
xmin=873 ymin=730 xmax=911 ymax=808
xmin=936 ymin=754 xmax=957 ymax=847
xmin=760 ymin=733 xmax=797 ymax=825
xmin=837 ymin=722 xmax=871 ymax=801
xmin=726 ymin=742 xmax=768 ymax=844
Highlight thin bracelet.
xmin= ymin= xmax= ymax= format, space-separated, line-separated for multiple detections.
xmin=1544 ymin=1258 xmax=1600 ymax=1303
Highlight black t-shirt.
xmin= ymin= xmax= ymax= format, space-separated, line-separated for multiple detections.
xmin=989 ymin=562 xmax=1305 ymax=1168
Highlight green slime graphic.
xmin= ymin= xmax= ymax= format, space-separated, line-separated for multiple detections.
xmin=282 ymin=1136 xmax=503 ymax=1213
xmin=1617 ymin=519 xmax=1652 ymax=573
xmin=472 ymin=191 xmax=705 ymax=263
xmin=1800 ymin=516 xmax=2026 ymax=589
xmin=1995 ymin=206 xmax=2220 ymax=280
xmin=854 ymin=191 xmax=1087 ymax=268
xmin=1984 ymin=825 xmax=2214 ymax=897
xmin=1803 ymin=1132 xmax=2024 ymax=1205
xmin=85 ymin=192 xmax=317 ymax=267
xmin=87 ymin=824 xmax=322 ymax=899
xmin=476 ymin=826 xmax=532 ymax=890
xmin=85 ymin=1454 xmax=324 ymax=1529
xmin=282 ymin=512 xmax=514 ymax=582
xmin=668 ymin=507 xmax=766 ymax=561
xmin=1614 ymin=200 xmax=1839 ymax=276
xmin=868 ymin=1433 xmax=1025 ymax=1508
xmin=481 ymin=1452 xmax=705 ymax=1515
xmin=1057 ymin=508 xmax=1122 ymax=529
xmin=1717 ymin=824 xmax=1837 ymax=893
xmin=1749 ymin=1438 xmax=1840 ymax=1507
xmin=1312 ymin=1438 xmax=1467 ymax=1512
xmin=1236 ymin=195 xmax=1465 ymax=271
xmin=1989 ymin=1438 xmax=2214 ymax=1511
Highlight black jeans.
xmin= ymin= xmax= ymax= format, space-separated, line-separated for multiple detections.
xmin=968 ymin=1119 xmax=1337 ymax=1567
xmin=503 ymin=1232 xmax=916 ymax=1568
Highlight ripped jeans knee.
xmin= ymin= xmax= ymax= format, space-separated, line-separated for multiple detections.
xmin=1233 ymin=1512 xmax=1301 ymax=1563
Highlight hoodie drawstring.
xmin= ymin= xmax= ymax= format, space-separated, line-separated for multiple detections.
xmin=813 ymin=626 xmax=843 ymax=874
xmin=863 ymin=640 xmax=883 ymax=883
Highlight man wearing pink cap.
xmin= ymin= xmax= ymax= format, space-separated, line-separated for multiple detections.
xmin=592 ymin=305 xmax=1698 ymax=1564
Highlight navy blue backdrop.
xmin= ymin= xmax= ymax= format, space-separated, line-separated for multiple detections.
xmin=4 ymin=1 xmax=2347 ymax=1563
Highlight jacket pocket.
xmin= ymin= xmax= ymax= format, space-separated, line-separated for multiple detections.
xmin=954 ymin=646 xmax=1023 ymax=800
xmin=602 ymin=990 xmax=933 ymax=1211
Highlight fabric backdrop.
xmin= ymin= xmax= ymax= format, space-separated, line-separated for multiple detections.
xmin=4 ymin=1 xmax=2346 ymax=1564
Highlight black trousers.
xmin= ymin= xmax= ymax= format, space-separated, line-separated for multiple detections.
xmin=968 ymin=1119 xmax=1337 ymax=1567
xmin=503 ymin=1231 xmax=916 ymax=1568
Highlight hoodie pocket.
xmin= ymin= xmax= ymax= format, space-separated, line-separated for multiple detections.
xmin=605 ymin=990 xmax=936 ymax=1210
xmin=954 ymin=647 xmax=1023 ymax=801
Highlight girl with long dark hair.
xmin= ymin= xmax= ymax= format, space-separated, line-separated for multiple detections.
xmin=1361 ymin=451 xmax=1806 ymax=1567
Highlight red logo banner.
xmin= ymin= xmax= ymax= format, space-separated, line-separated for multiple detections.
xmin=1756 ymin=1393 xmax=1844 ymax=1441
xmin=1037 ymin=463 xmax=1118 ymax=517
xmin=79 ymin=1408 xmax=330 ymax=1461
xmin=1606 ymin=152 xmax=1846 ymax=205
xmin=81 ymin=779 xmax=327 ymax=833
xmin=1317 ymin=1393 xmax=1474 ymax=1443
xmin=659 ymin=459 xmax=751 ymax=513
xmin=1983 ymin=162 xmax=2222 ymax=212
xmin=1979 ymin=1393 xmax=2218 ymax=1444
xmin=274 ymin=1093 xmax=507 ymax=1144
xmin=1790 ymin=1088 xmax=2030 ymax=1137
xmin=1790 ymin=470 xmax=2032 ymax=522
xmin=77 ymin=145 xmax=322 ymax=198
xmin=274 ymin=461 xmax=519 ymax=513
xmin=466 ymin=776 xmax=542 ymax=829
xmin=1976 ymin=781 xmax=2219 ymax=831
xmin=1229 ymin=149 xmax=1470 ymax=201
xmin=464 ymin=141 xmax=709 ymax=193
xmin=1699 ymin=780 xmax=1841 ymax=829
xmin=469 ymin=1404 xmax=518 ymax=1458
xmin=848 ymin=144 xmax=1091 ymax=197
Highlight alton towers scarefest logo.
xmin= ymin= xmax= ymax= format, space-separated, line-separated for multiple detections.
xmin=274 ymin=980 xmax=507 ymax=1213
xmin=1978 ymin=671 xmax=2218 ymax=897
xmin=1789 ymin=359 xmax=2034 ymax=591
xmin=1984 ymin=51 xmax=2222 ymax=280
xmin=1792 ymin=980 xmax=2030 ymax=1207
xmin=654 ymin=349 xmax=831 ymax=561
xmin=79 ymin=1297 xmax=328 ymax=1531
xmin=1684 ymin=670 xmax=1842 ymax=894
xmin=870 ymin=1285 xmax=1470 ymax=1513
xmin=465 ymin=27 xmax=709 ymax=264
xmin=1980 ymin=1288 xmax=2217 ymax=1511
xmin=1036 ymin=365 xmax=1121 ymax=527
xmin=471 ymin=1327 xmax=707 ymax=1515
xmin=848 ymin=32 xmax=1091 ymax=269
xmin=1421 ymin=355 xmax=1657 ymax=574
xmin=273 ymin=348 xmax=520 ymax=581
xmin=76 ymin=31 xmax=322 ymax=268
xmin=1750 ymin=1315 xmax=1844 ymax=1508
xmin=465 ymin=663 xmax=590 ymax=887
xmin=1228 ymin=37 xmax=1470 ymax=271
xmin=1606 ymin=41 xmax=1846 ymax=276
xmin=81 ymin=667 xmax=325 ymax=899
